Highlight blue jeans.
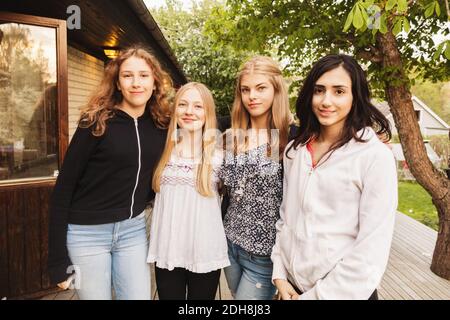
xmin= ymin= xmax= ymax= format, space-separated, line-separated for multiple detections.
xmin=67 ymin=211 xmax=151 ymax=300
xmin=224 ymin=240 xmax=276 ymax=300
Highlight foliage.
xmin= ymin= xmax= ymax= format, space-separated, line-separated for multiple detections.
xmin=391 ymin=134 xmax=401 ymax=143
xmin=151 ymin=0 xmax=251 ymax=115
xmin=412 ymin=79 xmax=450 ymax=124
xmin=206 ymin=0 xmax=450 ymax=98
xmin=429 ymin=135 xmax=450 ymax=167
xmin=0 ymin=24 xmax=52 ymax=143
xmin=0 ymin=25 xmax=49 ymax=90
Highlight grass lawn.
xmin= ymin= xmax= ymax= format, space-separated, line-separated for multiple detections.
xmin=398 ymin=181 xmax=439 ymax=231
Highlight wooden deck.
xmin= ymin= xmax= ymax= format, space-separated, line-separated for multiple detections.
xmin=378 ymin=212 xmax=450 ymax=300
xmin=40 ymin=212 xmax=450 ymax=300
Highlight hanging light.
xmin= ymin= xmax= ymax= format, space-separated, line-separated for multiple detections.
xmin=103 ymin=47 xmax=121 ymax=59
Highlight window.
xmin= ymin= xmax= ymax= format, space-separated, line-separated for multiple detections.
xmin=415 ymin=110 xmax=421 ymax=122
xmin=0 ymin=13 xmax=67 ymax=184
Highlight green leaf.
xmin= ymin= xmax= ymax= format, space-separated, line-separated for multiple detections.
xmin=403 ymin=17 xmax=410 ymax=33
xmin=397 ymin=0 xmax=408 ymax=13
xmin=392 ymin=18 xmax=402 ymax=35
xmin=360 ymin=21 xmax=368 ymax=33
xmin=360 ymin=0 xmax=374 ymax=9
xmin=445 ymin=42 xmax=450 ymax=60
xmin=353 ymin=5 xmax=364 ymax=29
xmin=424 ymin=2 xmax=435 ymax=17
xmin=386 ymin=0 xmax=397 ymax=11
xmin=359 ymin=4 xmax=370 ymax=26
xmin=343 ymin=8 xmax=354 ymax=31
xmin=435 ymin=1 xmax=441 ymax=16
xmin=433 ymin=42 xmax=445 ymax=60
xmin=380 ymin=13 xmax=388 ymax=34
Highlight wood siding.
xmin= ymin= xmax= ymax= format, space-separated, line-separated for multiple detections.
xmin=67 ymin=46 xmax=104 ymax=140
xmin=0 ymin=182 xmax=54 ymax=298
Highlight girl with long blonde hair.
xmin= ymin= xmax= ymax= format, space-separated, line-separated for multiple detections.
xmin=48 ymin=45 xmax=173 ymax=300
xmin=148 ymin=82 xmax=229 ymax=300
xmin=220 ymin=56 xmax=292 ymax=300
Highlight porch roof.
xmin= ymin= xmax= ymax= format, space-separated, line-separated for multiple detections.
xmin=0 ymin=0 xmax=187 ymax=85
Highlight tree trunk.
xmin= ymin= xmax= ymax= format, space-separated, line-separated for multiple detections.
xmin=376 ymin=31 xmax=450 ymax=279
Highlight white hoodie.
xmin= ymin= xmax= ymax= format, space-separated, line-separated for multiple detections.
xmin=271 ymin=127 xmax=398 ymax=299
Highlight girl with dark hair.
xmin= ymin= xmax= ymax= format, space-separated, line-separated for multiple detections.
xmin=48 ymin=45 xmax=173 ymax=299
xmin=271 ymin=54 xmax=397 ymax=300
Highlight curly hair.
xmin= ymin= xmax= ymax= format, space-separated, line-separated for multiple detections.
xmin=79 ymin=45 xmax=174 ymax=135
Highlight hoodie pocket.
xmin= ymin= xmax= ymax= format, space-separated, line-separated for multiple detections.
xmin=292 ymin=237 xmax=330 ymax=287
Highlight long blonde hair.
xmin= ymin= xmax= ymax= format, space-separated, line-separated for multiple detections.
xmin=152 ymin=82 xmax=218 ymax=197
xmin=230 ymin=56 xmax=290 ymax=157
xmin=79 ymin=45 xmax=174 ymax=135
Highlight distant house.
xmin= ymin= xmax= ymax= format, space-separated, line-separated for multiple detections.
xmin=390 ymin=142 xmax=442 ymax=180
xmin=375 ymin=96 xmax=450 ymax=137
xmin=375 ymin=96 xmax=448 ymax=179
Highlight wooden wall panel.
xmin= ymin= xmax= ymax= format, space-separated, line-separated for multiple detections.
xmin=0 ymin=191 xmax=9 ymax=298
xmin=0 ymin=184 xmax=54 ymax=298
xmin=24 ymin=188 xmax=43 ymax=293
xmin=0 ymin=11 xmax=67 ymax=298
xmin=39 ymin=187 xmax=52 ymax=290
xmin=7 ymin=189 xmax=25 ymax=297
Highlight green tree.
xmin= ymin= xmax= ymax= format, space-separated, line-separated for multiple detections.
xmin=207 ymin=0 xmax=450 ymax=279
xmin=151 ymin=0 xmax=250 ymax=115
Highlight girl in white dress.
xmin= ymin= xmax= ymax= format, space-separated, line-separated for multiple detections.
xmin=147 ymin=82 xmax=229 ymax=300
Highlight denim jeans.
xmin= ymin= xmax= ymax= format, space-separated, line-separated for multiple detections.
xmin=224 ymin=239 xmax=276 ymax=300
xmin=67 ymin=211 xmax=151 ymax=300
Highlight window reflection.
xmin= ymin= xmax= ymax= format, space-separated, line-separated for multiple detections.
xmin=0 ymin=22 xmax=58 ymax=182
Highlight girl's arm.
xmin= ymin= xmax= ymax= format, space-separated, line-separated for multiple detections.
xmin=299 ymin=146 xmax=398 ymax=300
xmin=271 ymin=146 xmax=294 ymax=286
xmin=47 ymin=125 xmax=100 ymax=285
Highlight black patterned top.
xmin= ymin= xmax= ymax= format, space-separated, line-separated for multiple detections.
xmin=220 ymin=143 xmax=283 ymax=256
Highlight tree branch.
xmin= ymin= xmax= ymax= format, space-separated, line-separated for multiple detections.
xmin=408 ymin=17 xmax=428 ymax=41
xmin=355 ymin=47 xmax=383 ymax=63
xmin=445 ymin=0 xmax=450 ymax=21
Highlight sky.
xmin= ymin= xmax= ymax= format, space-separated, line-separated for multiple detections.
xmin=144 ymin=0 xmax=193 ymax=10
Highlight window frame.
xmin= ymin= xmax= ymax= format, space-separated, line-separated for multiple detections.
xmin=414 ymin=109 xmax=421 ymax=122
xmin=0 ymin=11 xmax=68 ymax=187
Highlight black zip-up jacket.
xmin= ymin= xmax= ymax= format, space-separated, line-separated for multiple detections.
xmin=48 ymin=108 xmax=167 ymax=284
